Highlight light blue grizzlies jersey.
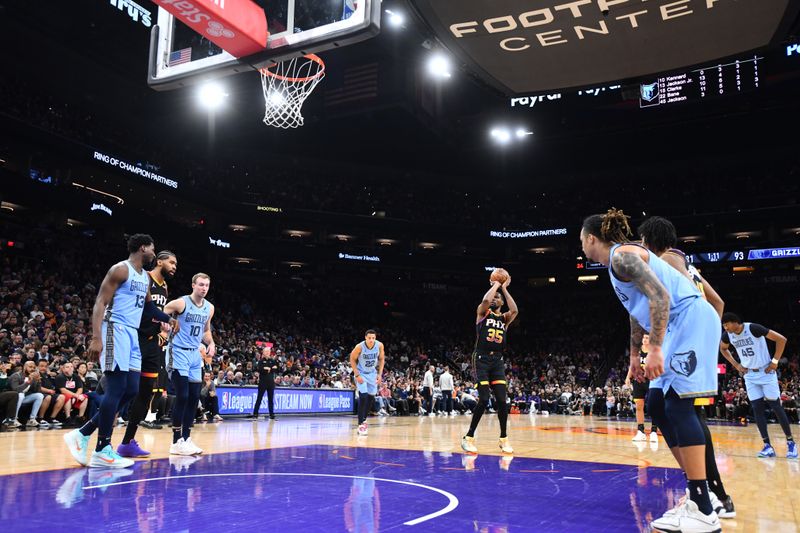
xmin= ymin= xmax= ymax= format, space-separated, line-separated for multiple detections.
xmin=106 ymin=261 xmax=149 ymax=328
xmin=171 ymin=296 xmax=211 ymax=350
xmin=724 ymin=323 xmax=772 ymax=369
xmin=608 ymin=243 xmax=701 ymax=331
xmin=357 ymin=341 xmax=381 ymax=375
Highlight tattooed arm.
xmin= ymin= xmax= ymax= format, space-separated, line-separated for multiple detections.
xmin=611 ymin=246 xmax=670 ymax=379
xmin=628 ymin=316 xmax=646 ymax=383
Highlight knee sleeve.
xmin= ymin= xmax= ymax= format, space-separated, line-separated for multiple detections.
xmin=648 ymin=388 xmax=678 ymax=448
xmin=665 ymin=389 xmax=706 ymax=448
xmin=477 ymin=385 xmax=491 ymax=406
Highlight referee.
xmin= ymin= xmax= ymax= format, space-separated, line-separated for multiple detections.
xmin=252 ymin=345 xmax=278 ymax=420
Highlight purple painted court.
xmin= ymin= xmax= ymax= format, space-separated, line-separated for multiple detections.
xmin=1 ymin=444 xmax=684 ymax=532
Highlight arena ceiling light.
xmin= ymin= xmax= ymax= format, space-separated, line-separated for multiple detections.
xmin=427 ymin=53 xmax=452 ymax=79
xmin=490 ymin=126 xmax=532 ymax=145
xmin=197 ymin=82 xmax=228 ymax=111
xmin=385 ymin=9 xmax=405 ymax=28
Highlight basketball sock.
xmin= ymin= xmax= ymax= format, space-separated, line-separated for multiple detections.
xmin=491 ymin=384 xmax=508 ymax=439
xmin=172 ymin=428 xmax=181 ymax=444
xmin=79 ymin=417 xmax=98 ymax=437
xmin=181 ymin=382 xmax=201 ymax=441
xmin=182 ymin=426 xmax=191 ymax=441
xmin=123 ymin=375 xmax=157 ymax=444
xmin=96 ymin=436 xmax=112 ymax=452
xmin=751 ymin=398 xmax=770 ymax=443
xmin=687 ymin=479 xmax=713 ymax=515
xmin=767 ymin=400 xmax=794 ymax=439
xmin=699 ymin=409 xmax=728 ymax=500
xmin=467 ymin=385 xmax=491 ymax=438
xmin=637 ymin=423 xmax=645 ymax=432
xmin=357 ymin=395 xmax=368 ymax=425
xmin=650 ymin=425 xmax=657 ymax=433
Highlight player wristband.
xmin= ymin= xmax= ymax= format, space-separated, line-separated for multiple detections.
xmin=771 ymin=358 xmax=779 ymax=365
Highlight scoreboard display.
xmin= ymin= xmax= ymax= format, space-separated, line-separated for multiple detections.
xmin=686 ymin=247 xmax=800 ymax=264
xmin=639 ymin=56 xmax=762 ymax=109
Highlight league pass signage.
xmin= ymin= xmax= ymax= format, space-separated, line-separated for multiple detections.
xmin=217 ymin=386 xmax=354 ymax=415
xmin=92 ymin=151 xmax=178 ymax=189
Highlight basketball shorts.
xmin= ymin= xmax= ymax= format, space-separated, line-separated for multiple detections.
xmin=473 ymin=353 xmax=506 ymax=386
xmin=138 ymin=336 xmax=164 ymax=376
xmin=356 ymin=373 xmax=377 ymax=395
xmin=101 ymin=321 xmax=141 ymax=373
xmin=632 ymin=379 xmax=650 ymax=400
xmin=648 ymin=298 xmax=719 ymax=399
xmin=744 ymin=368 xmax=780 ymax=401
xmin=168 ymin=345 xmax=203 ymax=383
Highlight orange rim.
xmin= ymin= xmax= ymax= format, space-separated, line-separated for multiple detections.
xmin=259 ymin=54 xmax=325 ymax=83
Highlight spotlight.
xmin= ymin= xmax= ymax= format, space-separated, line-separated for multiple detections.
xmin=490 ymin=128 xmax=512 ymax=144
xmin=385 ymin=9 xmax=405 ymax=28
xmin=267 ymin=90 xmax=286 ymax=107
xmin=515 ymin=128 xmax=533 ymax=138
xmin=427 ymin=53 xmax=452 ymax=79
xmin=197 ymin=82 xmax=228 ymax=111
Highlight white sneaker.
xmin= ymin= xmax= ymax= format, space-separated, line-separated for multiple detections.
xmin=499 ymin=437 xmax=514 ymax=454
xmin=169 ymin=438 xmax=194 ymax=456
xmin=465 ymin=410 xmax=472 ymax=415
xmin=213 ymin=415 xmax=223 ymax=422
xmin=632 ymin=430 xmax=647 ymax=442
xmin=357 ymin=423 xmax=368 ymax=436
xmin=116 ymin=417 xmax=126 ymax=426
xmin=461 ymin=435 xmax=478 ymax=453
xmin=26 ymin=419 xmax=39 ymax=427
xmin=64 ymin=429 xmax=91 ymax=466
xmin=428 ymin=412 xmax=435 ymax=417
xmin=651 ymin=499 xmax=721 ymax=533
xmin=449 ymin=411 xmax=456 ymax=417
xmin=184 ymin=437 xmax=203 ymax=455
xmin=38 ymin=419 xmax=50 ymax=428
xmin=650 ymin=430 xmax=659 ymax=443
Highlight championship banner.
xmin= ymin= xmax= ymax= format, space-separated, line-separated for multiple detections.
xmin=216 ymin=386 xmax=355 ymax=415
xmin=151 ymin=0 xmax=267 ymax=58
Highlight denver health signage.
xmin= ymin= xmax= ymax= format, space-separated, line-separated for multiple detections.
xmin=92 ymin=150 xmax=178 ymax=189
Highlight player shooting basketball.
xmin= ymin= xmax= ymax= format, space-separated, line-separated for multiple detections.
xmin=462 ymin=269 xmax=518 ymax=455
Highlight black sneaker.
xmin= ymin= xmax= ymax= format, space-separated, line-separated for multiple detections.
xmin=269 ymin=415 xmax=277 ymax=420
xmin=139 ymin=420 xmax=162 ymax=430
xmin=49 ymin=419 xmax=63 ymax=427
xmin=718 ymin=496 xmax=736 ymax=519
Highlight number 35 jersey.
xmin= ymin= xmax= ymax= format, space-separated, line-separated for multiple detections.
xmin=474 ymin=310 xmax=507 ymax=356
xmin=170 ymin=295 xmax=211 ymax=350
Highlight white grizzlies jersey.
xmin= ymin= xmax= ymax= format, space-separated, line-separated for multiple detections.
xmin=722 ymin=323 xmax=772 ymax=369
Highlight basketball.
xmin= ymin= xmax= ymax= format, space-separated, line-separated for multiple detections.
xmin=490 ymin=268 xmax=509 ymax=284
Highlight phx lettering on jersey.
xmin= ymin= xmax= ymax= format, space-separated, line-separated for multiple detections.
xmin=486 ymin=317 xmax=506 ymax=331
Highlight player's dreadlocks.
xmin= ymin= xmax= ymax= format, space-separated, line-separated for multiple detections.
xmin=582 ymin=208 xmax=632 ymax=243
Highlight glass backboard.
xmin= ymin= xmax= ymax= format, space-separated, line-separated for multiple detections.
xmin=148 ymin=0 xmax=380 ymax=90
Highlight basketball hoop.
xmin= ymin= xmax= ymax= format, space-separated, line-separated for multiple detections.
xmin=259 ymin=54 xmax=325 ymax=129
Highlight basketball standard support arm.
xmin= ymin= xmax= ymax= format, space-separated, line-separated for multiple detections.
xmin=149 ymin=0 xmax=267 ymax=58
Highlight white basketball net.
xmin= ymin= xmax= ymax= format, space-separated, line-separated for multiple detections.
xmin=260 ymin=55 xmax=325 ymax=129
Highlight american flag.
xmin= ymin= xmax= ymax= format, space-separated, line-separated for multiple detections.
xmin=168 ymin=48 xmax=192 ymax=67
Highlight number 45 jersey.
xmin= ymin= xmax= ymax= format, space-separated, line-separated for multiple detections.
xmin=474 ymin=310 xmax=507 ymax=356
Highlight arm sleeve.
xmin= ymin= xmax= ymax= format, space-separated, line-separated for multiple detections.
xmin=143 ymin=299 xmax=171 ymax=323
xmin=748 ymin=323 xmax=769 ymax=338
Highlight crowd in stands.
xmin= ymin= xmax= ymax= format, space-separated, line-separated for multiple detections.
xmin=1 ymin=217 xmax=798 ymax=430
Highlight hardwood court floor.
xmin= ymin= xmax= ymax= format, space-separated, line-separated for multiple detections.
xmin=1 ymin=413 xmax=798 ymax=531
